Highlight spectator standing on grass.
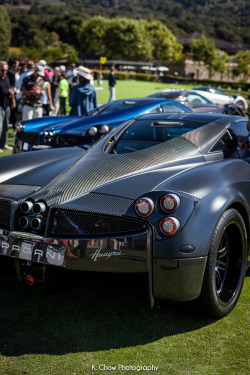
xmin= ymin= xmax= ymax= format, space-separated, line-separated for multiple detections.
xmin=0 ymin=61 xmax=16 ymax=152
xmin=51 ymin=66 xmax=60 ymax=115
xmin=17 ymin=61 xmax=35 ymax=115
xmin=108 ymin=66 xmax=116 ymax=102
xmin=69 ymin=66 xmax=97 ymax=116
xmin=7 ymin=58 xmax=19 ymax=131
xmin=41 ymin=74 xmax=55 ymax=116
xmin=21 ymin=63 xmax=45 ymax=120
xmin=59 ymin=72 xmax=69 ymax=115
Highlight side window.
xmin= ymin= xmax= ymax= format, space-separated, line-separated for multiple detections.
xmin=210 ymin=131 xmax=237 ymax=153
xmin=185 ymin=94 xmax=209 ymax=104
xmin=160 ymin=102 xmax=191 ymax=113
xmin=147 ymin=106 xmax=161 ymax=114
xmin=229 ymin=121 xmax=250 ymax=150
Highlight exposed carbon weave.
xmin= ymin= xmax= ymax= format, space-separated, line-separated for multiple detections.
xmin=41 ymin=136 xmax=199 ymax=205
xmin=0 ymin=200 xmax=12 ymax=229
xmin=0 ymin=184 xmax=40 ymax=199
xmin=58 ymin=192 xmax=134 ymax=216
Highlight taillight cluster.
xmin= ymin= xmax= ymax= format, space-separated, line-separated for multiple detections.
xmin=135 ymin=193 xmax=181 ymax=236
xmin=19 ymin=200 xmax=48 ymax=232
xmin=16 ymin=121 xmax=25 ymax=132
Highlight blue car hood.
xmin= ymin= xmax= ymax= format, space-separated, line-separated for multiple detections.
xmin=23 ymin=115 xmax=78 ymax=132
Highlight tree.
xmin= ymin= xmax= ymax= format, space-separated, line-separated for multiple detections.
xmin=233 ymin=51 xmax=250 ymax=80
xmin=103 ymin=18 xmax=152 ymax=61
xmin=212 ymin=51 xmax=231 ymax=80
xmin=191 ymin=35 xmax=217 ymax=78
xmin=0 ymin=6 xmax=11 ymax=58
xmin=78 ymin=17 xmax=182 ymax=64
xmin=144 ymin=20 xmax=183 ymax=64
xmin=78 ymin=16 xmax=109 ymax=57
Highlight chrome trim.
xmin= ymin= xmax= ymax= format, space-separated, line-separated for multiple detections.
xmin=10 ymin=231 xmax=43 ymax=241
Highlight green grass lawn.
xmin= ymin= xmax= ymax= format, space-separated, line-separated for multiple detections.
xmin=96 ymin=80 xmax=194 ymax=105
xmin=0 ymin=80 xmax=249 ymax=375
xmin=0 ymin=259 xmax=249 ymax=375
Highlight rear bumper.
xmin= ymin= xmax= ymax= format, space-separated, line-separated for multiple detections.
xmin=0 ymin=230 xmax=206 ymax=302
xmin=0 ymin=230 xmax=149 ymax=273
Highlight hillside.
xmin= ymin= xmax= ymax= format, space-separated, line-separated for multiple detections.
xmin=2 ymin=0 xmax=250 ymax=45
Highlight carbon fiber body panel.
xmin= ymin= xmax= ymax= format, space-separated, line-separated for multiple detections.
xmin=40 ymin=137 xmax=201 ymax=205
xmin=153 ymin=257 xmax=207 ymax=301
xmin=0 ymin=185 xmax=40 ymax=199
xmin=57 ymin=192 xmax=134 ymax=216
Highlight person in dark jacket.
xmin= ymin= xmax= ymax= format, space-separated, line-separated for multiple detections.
xmin=108 ymin=66 xmax=116 ymax=102
xmin=69 ymin=66 xmax=97 ymax=116
xmin=0 ymin=61 xmax=15 ymax=152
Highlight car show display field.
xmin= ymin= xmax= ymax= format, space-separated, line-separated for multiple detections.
xmin=1 ymin=82 xmax=249 ymax=375
xmin=0 ymin=262 xmax=249 ymax=375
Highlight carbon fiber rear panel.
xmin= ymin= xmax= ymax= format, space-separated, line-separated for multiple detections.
xmin=42 ymin=136 xmax=199 ymax=205
xmin=0 ymin=184 xmax=40 ymax=199
xmin=58 ymin=192 xmax=134 ymax=216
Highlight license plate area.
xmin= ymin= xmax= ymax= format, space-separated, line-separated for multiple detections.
xmin=0 ymin=233 xmax=66 ymax=267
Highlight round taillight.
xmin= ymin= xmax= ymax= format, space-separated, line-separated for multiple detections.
xmin=135 ymin=197 xmax=154 ymax=217
xmin=159 ymin=217 xmax=180 ymax=236
xmin=160 ymin=194 xmax=180 ymax=213
xmin=16 ymin=121 xmax=25 ymax=132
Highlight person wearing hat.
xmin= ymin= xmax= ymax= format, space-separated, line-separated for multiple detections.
xmin=21 ymin=63 xmax=45 ymax=120
xmin=69 ymin=66 xmax=97 ymax=116
xmin=38 ymin=59 xmax=47 ymax=67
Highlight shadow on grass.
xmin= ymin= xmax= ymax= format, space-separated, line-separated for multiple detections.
xmin=0 ymin=258 xmax=232 ymax=356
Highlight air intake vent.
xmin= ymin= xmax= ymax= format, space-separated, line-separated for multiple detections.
xmin=48 ymin=210 xmax=147 ymax=237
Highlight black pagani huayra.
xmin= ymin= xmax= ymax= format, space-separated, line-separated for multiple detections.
xmin=0 ymin=113 xmax=249 ymax=318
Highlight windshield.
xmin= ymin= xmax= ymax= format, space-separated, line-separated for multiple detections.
xmin=110 ymin=119 xmax=206 ymax=154
xmin=90 ymin=100 xmax=149 ymax=116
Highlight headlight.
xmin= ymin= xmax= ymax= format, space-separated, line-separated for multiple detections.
xmin=99 ymin=125 xmax=110 ymax=135
xmin=88 ymin=127 xmax=98 ymax=136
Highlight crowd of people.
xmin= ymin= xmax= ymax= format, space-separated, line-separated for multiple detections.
xmin=0 ymin=58 xmax=117 ymax=153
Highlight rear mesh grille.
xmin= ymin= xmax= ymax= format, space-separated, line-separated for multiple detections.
xmin=18 ymin=132 xmax=39 ymax=145
xmin=48 ymin=210 xmax=147 ymax=237
xmin=0 ymin=200 xmax=12 ymax=229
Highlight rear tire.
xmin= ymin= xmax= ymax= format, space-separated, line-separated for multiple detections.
xmin=198 ymin=209 xmax=247 ymax=318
